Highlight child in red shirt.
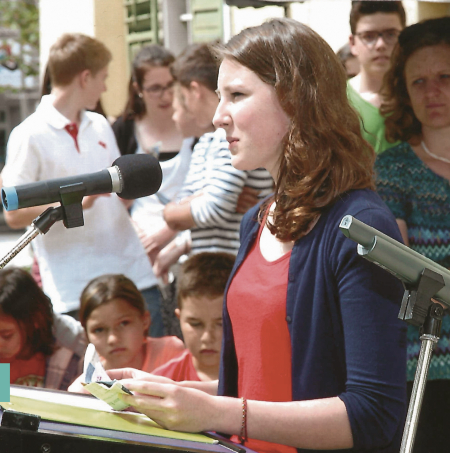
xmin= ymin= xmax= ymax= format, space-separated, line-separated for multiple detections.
xmin=0 ymin=267 xmax=86 ymax=390
xmin=152 ymin=252 xmax=235 ymax=382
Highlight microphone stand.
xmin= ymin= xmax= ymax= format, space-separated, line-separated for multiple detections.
xmin=399 ymin=268 xmax=445 ymax=453
xmin=0 ymin=184 xmax=85 ymax=270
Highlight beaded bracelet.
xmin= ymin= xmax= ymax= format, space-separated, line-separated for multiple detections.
xmin=239 ymin=397 xmax=248 ymax=444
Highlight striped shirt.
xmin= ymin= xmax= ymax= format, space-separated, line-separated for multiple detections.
xmin=177 ymin=128 xmax=273 ymax=255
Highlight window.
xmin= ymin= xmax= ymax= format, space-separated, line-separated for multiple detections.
xmin=123 ymin=0 xmax=159 ymax=60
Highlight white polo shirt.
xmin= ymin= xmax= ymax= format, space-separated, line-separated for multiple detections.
xmin=2 ymin=95 xmax=156 ymax=313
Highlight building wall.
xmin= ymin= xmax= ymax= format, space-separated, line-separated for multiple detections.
xmin=418 ymin=1 xmax=450 ymax=19
xmin=93 ymin=0 xmax=129 ymax=118
xmin=39 ymin=0 xmax=127 ymax=119
xmin=39 ymin=0 xmax=95 ymax=77
xmin=229 ymin=0 xmax=421 ymax=53
xmin=38 ymin=0 xmax=450 ymax=119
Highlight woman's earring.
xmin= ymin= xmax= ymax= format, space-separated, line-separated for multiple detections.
xmin=138 ymin=93 xmax=143 ymax=98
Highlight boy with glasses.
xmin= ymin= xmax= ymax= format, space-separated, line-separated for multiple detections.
xmin=348 ymin=1 xmax=406 ymax=153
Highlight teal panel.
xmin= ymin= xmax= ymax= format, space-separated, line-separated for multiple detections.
xmin=0 ymin=364 xmax=10 ymax=402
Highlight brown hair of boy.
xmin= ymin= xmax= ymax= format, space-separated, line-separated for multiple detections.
xmin=177 ymin=252 xmax=235 ymax=308
xmin=48 ymin=33 xmax=112 ymax=87
xmin=79 ymin=274 xmax=146 ymax=330
xmin=349 ymin=1 xmax=406 ymax=35
xmin=170 ymin=43 xmax=219 ymax=93
xmin=0 ymin=267 xmax=54 ymax=358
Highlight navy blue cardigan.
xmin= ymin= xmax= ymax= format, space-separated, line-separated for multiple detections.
xmin=218 ymin=189 xmax=407 ymax=453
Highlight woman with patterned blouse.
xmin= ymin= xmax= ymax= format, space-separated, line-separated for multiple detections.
xmin=376 ymin=17 xmax=450 ymax=451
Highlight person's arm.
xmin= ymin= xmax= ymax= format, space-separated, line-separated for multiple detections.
xmin=236 ymin=186 xmax=260 ymax=214
xmin=138 ymin=224 xmax=179 ymax=264
xmin=330 ymin=206 xmax=406 ymax=450
xmin=53 ymin=313 xmax=87 ymax=357
xmin=152 ymin=234 xmax=191 ymax=283
xmin=163 ymin=194 xmax=202 ymax=231
xmin=3 ymin=205 xmax=56 ymax=229
xmin=109 ymin=368 xmax=352 ymax=448
xmin=2 ymin=195 xmax=110 ymax=229
xmin=116 ymin=379 xmax=352 ymax=449
xmin=163 ymin=186 xmax=261 ymax=231
xmin=1 ymin=129 xmax=52 ymax=228
xmin=396 ymin=219 xmax=409 ymax=246
xmin=165 ymin=133 xmax=249 ymax=232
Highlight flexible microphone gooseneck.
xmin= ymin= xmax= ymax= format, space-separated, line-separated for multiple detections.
xmin=1 ymin=154 xmax=163 ymax=211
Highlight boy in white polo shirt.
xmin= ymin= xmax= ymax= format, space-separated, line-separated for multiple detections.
xmin=1 ymin=34 xmax=164 ymax=336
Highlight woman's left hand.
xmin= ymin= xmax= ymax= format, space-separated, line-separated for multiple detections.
xmin=119 ymin=379 xmax=216 ymax=433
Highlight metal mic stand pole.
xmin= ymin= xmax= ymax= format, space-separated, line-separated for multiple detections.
xmin=399 ymin=268 xmax=445 ymax=453
xmin=0 ymin=207 xmax=65 ymax=269
xmin=0 ymin=184 xmax=86 ymax=269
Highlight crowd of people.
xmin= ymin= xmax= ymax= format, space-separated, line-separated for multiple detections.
xmin=0 ymin=1 xmax=449 ymax=452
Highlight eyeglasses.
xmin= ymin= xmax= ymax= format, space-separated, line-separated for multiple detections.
xmin=355 ymin=29 xmax=401 ymax=48
xmin=141 ymin=81 xmax=175 ymax=98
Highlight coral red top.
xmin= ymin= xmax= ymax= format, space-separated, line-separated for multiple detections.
xmin=227 ymin=215 xmax=296 ymax=453
xmin=7 ymin=353 xmax=46 ymax=387
xmin=141 ymin=336 xmax=185 ymax=373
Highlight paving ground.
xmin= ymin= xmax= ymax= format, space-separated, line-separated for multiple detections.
xmin=0 ymin=226 xmax=34 ymax=269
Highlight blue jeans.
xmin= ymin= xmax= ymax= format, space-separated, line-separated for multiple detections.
xmin=141 ymin=286 xmax=164 ymax=337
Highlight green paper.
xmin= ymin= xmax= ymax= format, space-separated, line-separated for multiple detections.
xmin=2 ymin=395 xmax=214 ymax=445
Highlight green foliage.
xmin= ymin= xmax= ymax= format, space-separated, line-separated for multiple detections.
xmin=0 ymin=0 xmax=39 ymax=79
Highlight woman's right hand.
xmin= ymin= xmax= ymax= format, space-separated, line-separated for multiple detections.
xmin=82 ymin=193 xmax=110 ymax=210
xmin=115 ymin=376 xmax=220 ymax=433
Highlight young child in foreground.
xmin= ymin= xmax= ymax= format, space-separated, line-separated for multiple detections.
xmin=0 ymin=267 xmax=87 ymax=390
xmin=68 ymin=274 xmax=185 ymax=392
xmin=152 ymin=252 xmax=235 ymax=381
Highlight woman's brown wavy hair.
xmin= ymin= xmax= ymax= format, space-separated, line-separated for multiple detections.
xmin=381 ymin=17 xmax=450 ymax=144
xmin=220 ymin=18 xmax=375 ymax=241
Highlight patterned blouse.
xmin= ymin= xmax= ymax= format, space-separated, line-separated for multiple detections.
xmin=375 ymin=142 xmax=450 ymax=381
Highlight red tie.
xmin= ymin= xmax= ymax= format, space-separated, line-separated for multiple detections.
xmin=64 ymin=123 xmax=79 ymax=152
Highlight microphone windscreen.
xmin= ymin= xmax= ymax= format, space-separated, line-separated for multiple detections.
xmin=113 ymin=154 xmax=163 ymax=200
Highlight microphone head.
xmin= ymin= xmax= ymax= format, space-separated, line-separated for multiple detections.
xmin=112 ymin=154 xmax=162 ymax=200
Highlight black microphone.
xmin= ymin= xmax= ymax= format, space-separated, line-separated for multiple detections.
xmin=1 ymin=154 xmax=163 ymax=211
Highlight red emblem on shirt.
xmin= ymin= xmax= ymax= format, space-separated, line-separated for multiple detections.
xmin=98 ymin=141 xmax=107 ymax=148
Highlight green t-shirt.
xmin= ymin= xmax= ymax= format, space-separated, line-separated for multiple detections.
xmin=347 ymin=82 xmax=399 ymax=154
